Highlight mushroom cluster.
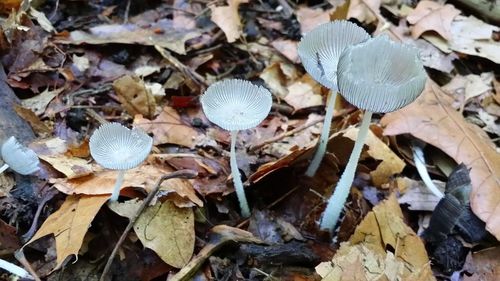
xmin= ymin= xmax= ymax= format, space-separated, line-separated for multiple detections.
xmin=299 ymin=21 xmax=427 ymax=231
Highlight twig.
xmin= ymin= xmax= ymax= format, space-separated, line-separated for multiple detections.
xmin=155 ymin=45 xmax=208 ymax=88
xmin=124 ymin=0 xmax=131 ymax=23
xmin=99 ymin=169 xmax=198 ymax=281
xmin=14 ymin=250 xmax=41 ymax=281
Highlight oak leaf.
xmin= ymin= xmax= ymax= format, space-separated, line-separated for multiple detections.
xmin=406 ymin=1 xmax=461 ymax=40
xmin=113 ymin=75 xmax=156 ymax=119
xmin=209 ymin=0 xmax=249 ymax=43
xmin=381 ymin=80 xmax=500 ymax=240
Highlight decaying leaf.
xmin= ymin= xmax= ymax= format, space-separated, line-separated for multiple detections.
xmin=284 ymin=75 xmax=324 ymax=111
xmin=316 ymin=194 xmax=435 ymax=281
xmin=259 ymin=61 xmax=300 ymax=99
xmin=381 ymin=80 xmax=500 ymax=240
xmin=271 ymin=39 xmax=300 ymax=63
xmin=406 ymin=1 xmax=461 ymax=40
xmin=113 ymin=75 xmax=156 ymax=119
xmin=109 ymin=199 xmax=195 ymax=268
xmin=21 ymin=87 xmax=64 ymax=116
xmin=209 ymin=0 xmax=249 ymax=43
xmin=347 ymin=0 xmax=380 ymax=25
xmin=133 ymin=106 xmax=200 ymax=148
xmin=25 ymin=195 xmax=109 ymax=270
xmin=397 ymin=177 xmax=445 ymax=211
xmin=296 ymin=6 xmax=332 ymax=34
xmin=51 ymin=163 xmax=203 ymax=207
xmin=464 ymin=247 xmax=500 ymax=281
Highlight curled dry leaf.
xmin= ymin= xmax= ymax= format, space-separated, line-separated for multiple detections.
xmin=381 ymin=80 xmax=500 ymax=240
xmin=51 ymin=163 xmax=203 ymax=207
xmin=109 ymin=199 xmax=195 ymax=268
xmin=316 ymin=194 xmax=434 ymax=281
xmin=25 ymin=195 xmax=109 ymax=271
xmin=133 ymin=106 xmax=200 ymax=149
xmin=209 ymin=0 xmax=249 ymax=43
xmin=113 ymin=75 xmax=157 ymax=119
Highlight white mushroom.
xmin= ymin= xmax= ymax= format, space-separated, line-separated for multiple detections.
xmin=201 ymin=79 xmax=272 ymax=217
xmin=0 ymin=136 xmax=39 ymax=175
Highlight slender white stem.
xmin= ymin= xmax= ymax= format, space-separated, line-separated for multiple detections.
xmin=320 ymin=111 xmax=373 ymax=231
xmin=0 ymin=258 xmax=32 ymax=279
xmin=230 ymin=130 xmax=250 ymax=217
xmin=0 ymin=164 xmax=9 ymax=174
xmin=306 ymin=91 xmax=338 ymax=177
xmin=412 ymin=145 xmax=444 ymax=198
xmin=110 ymin=170 xmax=126 ymax=202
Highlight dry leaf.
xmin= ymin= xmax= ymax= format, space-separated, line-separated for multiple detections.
xmin=21 ymin=87 xmax=64 ymax=116
xmin=397 ymin=177 xmax=445 ymax=211
xmin=51 ymin=163 xmax=203 ymax=207
xmin=25 ymin=195 xmax=109 ymax=270
xmin=342 ymin=127 xmax=405 ymax=186
xmin=13 ymin=105 xmax=51 ymax=135
xmin=259 ymin=61 xmax=300 ymax=99
xmin=109 ymin=199 xmax=194 ymax=268
xmin=133 ymin=106 xmax=200 ymax=148
xmin=316 ymin=194 xmax=434 ymax=281
xmin=113 ymin=75 xmax=156 ymax=119
xmin=381 ymin=80 xmax=500 ymax=240
xmin=407 ymin=1 xmax=461 ymax=40
xmin=296 ymin=6 xmax=332 ymax=34
xmin=271 ymin=39 xmax=300 ymax=63
xmin=209 ymin=0 xmax=249 ymax=43
xmin=347 ymin=0 xmax=381 ymax=25
xmin=464 ymin=247 xmax=500 ymax=281
xmin=284 ymin=75 xmax=324 ymax=111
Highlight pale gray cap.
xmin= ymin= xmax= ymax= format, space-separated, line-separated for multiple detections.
xmin=298 ymin=20 xmax=370 ymax=91
xmin=337 ymin=35 xmax=427 ymax=113
xmin=200 ymin=79 xmax=272 ymax=131
xmin=90 ymin=122 xmax=153 ymax=170
xmin=1 ymin=136 xmax=40 ymax=175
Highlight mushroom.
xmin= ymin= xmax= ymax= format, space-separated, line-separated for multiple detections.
xmin=0 ymin=136 xmax=40 ymax=175
xmin=320 ymin=35 xmax=427 ymax=231
xmin=298 ymin=20 xmax=370 ymax=177
xmin=201 ymin=79 xmax=272 ymax=217
xmin=90 ymin=122 xmax=153 ymax=201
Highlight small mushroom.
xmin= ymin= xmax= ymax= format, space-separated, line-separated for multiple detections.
xmin=201 ymin=79 xmax=272 ymax=217
xmin=0 ymin=136 xmax=39 ymax=175
xmin=90 ymin=122 xmax=153 ymax=201
xmin=298 ymin=20 xmax=370 ymax=177
xmin=320 ymin=35 xmax=427 ymax=231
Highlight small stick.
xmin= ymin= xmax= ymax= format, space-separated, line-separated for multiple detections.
xmin=99 ymin=169 xmax=198 ymax=281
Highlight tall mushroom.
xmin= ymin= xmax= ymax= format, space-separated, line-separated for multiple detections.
xmin=201 ymin=79 xmax=272 ymax=217
xmin=320 ymin=35 xmax=427 ymax=231
xmin=90 ymin=122 xmax=153 ymax=201
xmin=0 ymin=136 xmax=39 ymax=175
xmin=298 ymin=20 xmax=370 ymax=177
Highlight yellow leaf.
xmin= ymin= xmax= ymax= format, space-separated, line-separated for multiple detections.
xmin=25 ymin=195 xmax=109 ymax=270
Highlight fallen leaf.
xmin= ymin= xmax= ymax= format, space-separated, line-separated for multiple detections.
xmin=28 ymin=7 xmax=55 ymax=33
xmin=442 ymin=73 xmax=494 ymax=102
xmin=464 ymin=247 xmax=500 ymax=281
xmin=0 ymin=0 xmax=21 ymax=13
xmin=209 ymin=0 xmax=249 ymax=43
xmin=296 ymin=6 xmax=332 ymax=34
xmin=113 ymin=75 xmax=157 ymax=119
xmin=21 ymin=87 xmax=64 ymax=116
xmin=13 ymin=105 xmax=51 ymax=135
xmin=406 ymin=1 xmax=461 ymax=40
xmin=284 ymin=75 xmax=324 ymax=111
xmin=347 ymin=0 xmax=381 ymax=25
xmin=342 ymin=127 xmax=406 ymax=186
xmin=381 ymin=80 xmax=500 ymax=240
xmin=25 ymin=195 xmax=109 ymax=270
xmin=316 ymin=194 xmax=435 ymax=281
xmin=397 ymin=177 xmax=445 ymax=211
xmin=109 ymin=199 xmax=194 ymax=268
xmin=259 ymin=61 xmax=300 ymax=99
xmin=271 ymin=39 xmax=300 ymax=63
xmin=0 ymin=173 xmax=15 ymax=197
xmin=51 ymin=163 xmax=203 ymax=207
xmin=133 ymin=106 xmax=200 ymax=148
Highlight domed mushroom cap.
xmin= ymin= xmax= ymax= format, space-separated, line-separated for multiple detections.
xmin=200 ymin=79 xmax=272 ymax=131
xmin=1 ymin=136 xmax=39 ymax=175
xmin=90 ymin=122 xmax=153 ymax=170
xmin=337 ymin=35 xmax=427 ymax=113
xmin=298 ymin=20 xmax=370 ymax=91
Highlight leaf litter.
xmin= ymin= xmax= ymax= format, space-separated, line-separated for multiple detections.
xmin=0 ymin=0 xmax=499 ymax=280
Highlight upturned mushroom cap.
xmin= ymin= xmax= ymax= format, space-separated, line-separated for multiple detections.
xmin=90 ymin=122 xmax=153 ymax=170
xmin=337 ymin=35 xmax=427 ymax=113
xmin=200 ymin=79 xmax=272 ymax=131
xmin=0 ymin=136 xmax=39 ymax=175
xmin=298 ymin=20 xmax=370 ymax=91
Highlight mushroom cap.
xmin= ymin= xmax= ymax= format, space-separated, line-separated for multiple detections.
xmin=337 ymin=35 xmax=427 ymax=113
xmin=200 ymin=79 xmax=272 ymax=131
xmin=1 ymin=136 xmax=40 ymax=175
xmin=90 ymin=122 xmax=153 ymax=170
xmin=298 ymin=20 xmax=370 ymax=91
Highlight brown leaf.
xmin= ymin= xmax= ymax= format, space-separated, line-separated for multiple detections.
xmin=133 ymin=106 xmax=200 ymax=148
xmin=109 ymin=199 xmax=194 ymax=268
xmin=25 ymin=195 xmax=109 ymax=270
xmin=296 ymin=6 xmax=332 ymax=34
xmin=406 ymin=1 xmax=461 ymax=40
xmin=209 ymin=0 xmax=249 ymax=43
xmin=113 ymin=75 xmax=156 ymax=119
xmin=463 ymin=247 xmax=500 ymax=281
xmin=271 ymin=39 xmax=300 ymax=63
xmin=381 ymin=80 xmax=500 ymax=240
xmin=13 ymin=105 xmax=51 ymax=136
xmin=316 ymin=194 xmax=435 ymax=281
xmin=347 ymin=0 xmax=381 ymax=25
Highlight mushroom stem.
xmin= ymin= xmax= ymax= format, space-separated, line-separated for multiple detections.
xmin=306 ymin=90 xmax=338 ymax=177
xmin=0 ymin=258 xmax=32 ymax=279
xmin=230 ymin=130 xmax=251 ymax=217
xmin=320 ymin=110 xmax=373 ymax=231
xmin=110 ymin=170 xmax=126 ymax=202
xmin=0 ymin=164 xmax=9 ymax=174
xmin=412 ymin=144 xmax=444 ymax=198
